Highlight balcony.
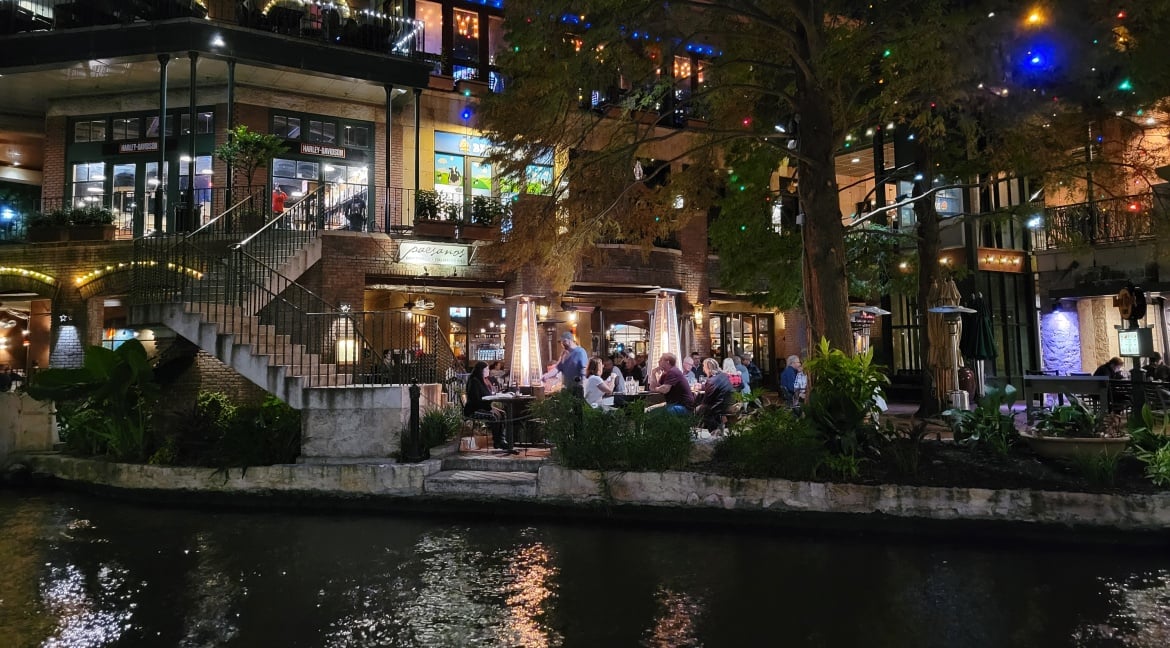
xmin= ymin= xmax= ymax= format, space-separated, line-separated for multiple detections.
xmin=0 ymin=0 xmax=425 ymax=61
xmin=1031 ymin=194 xmax=1161 ymax=252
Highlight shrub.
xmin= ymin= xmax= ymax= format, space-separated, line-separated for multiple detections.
xmin=70 ymin=206 xmax=114 ymax=226
xmin=532 ymin=391 xmax=694 ymax=471
xmin=1136 ymin=444 xmax=1170 ymax=486
xmin=713 ymin=406 xmax=825 ymax=479
xmin=420 ymin=404 xmax=463 ymax=449
xmin=804 ymin=337 xmax=889 ymax=456
xmin=944 ymin=384 xmax=1019 ymax=455
xmin=212 ymin=395 xmax=301 ymax=467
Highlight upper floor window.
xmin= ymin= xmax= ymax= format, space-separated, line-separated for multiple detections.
xmin=308 ymin=120 xmax=337 ymax=144
xmin=342 ymin=125 xmax=369 ymax=148
xmin=111 ymin=118 xmax=140 ymax=141
xmin=74 ymin=120 xmax=107 ymax=143
xmin=418 ymin=0 xmax=443 ymax=55
xmin=273 ymin=115 xmax=302 ymax=139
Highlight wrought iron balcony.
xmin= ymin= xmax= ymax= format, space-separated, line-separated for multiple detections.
xmin=1031 ymin=194 xmax=1163 ymax=252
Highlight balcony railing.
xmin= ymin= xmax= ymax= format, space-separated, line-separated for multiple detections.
xmin=1032 ymin=194 xmax=1162 ymax=251
xmin=0 ymin=1 xmax=425 ymax=60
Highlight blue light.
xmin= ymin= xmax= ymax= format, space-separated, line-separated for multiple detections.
xmin=0 ymin=206 xmax=13 ymax=221
xmin=461 ymin=106 xmax=473 ymax=121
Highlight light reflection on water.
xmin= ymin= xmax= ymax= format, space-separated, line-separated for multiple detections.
xmin=3 ymin=491 xmax=1170 ymax=647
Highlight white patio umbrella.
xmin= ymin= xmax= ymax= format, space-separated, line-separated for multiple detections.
xmin=647 ymin=287 xmax=684 ymax=364
xmin=507 ymin=294 xmax=543 ymax=386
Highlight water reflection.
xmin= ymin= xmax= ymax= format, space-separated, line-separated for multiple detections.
xmin=3 ymin=492 xmax=1170 ymax=647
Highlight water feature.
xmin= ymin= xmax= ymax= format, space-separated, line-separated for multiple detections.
xmin=1 ymin=490 xmax=1168 ymax=647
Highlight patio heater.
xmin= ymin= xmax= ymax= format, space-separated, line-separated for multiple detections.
xmin=928 ymin=305 xmax=977 ymax=410
xmin=507 ymin=294 xmax=543 ymax=388
xmin=849 ymin=305 xmax=891 ymax=355
xmin=646 ymin=287 xmax=684 ymax=365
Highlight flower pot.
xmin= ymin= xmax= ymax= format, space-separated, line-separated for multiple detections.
xmin=1020 ymin=432 xmax=1130 ymax=460
xmin=26 ymin=226 xmax=67 ymax=243
xmin=458 ymin=223 xmax=497 ymax=241
xmin=68 ymin=224 xmax=116 ymax=241
xmin=413 ymin=219 xmax=458 ymax=239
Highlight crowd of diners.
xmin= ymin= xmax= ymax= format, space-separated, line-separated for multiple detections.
xmin=463 ymin=332 xmax=811 ymax=448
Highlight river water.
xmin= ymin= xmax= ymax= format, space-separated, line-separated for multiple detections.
xmin=1 ymin=491 xmax=1168 ymax=647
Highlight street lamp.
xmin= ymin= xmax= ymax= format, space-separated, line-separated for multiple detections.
xmin=928 ymin=305 xmax=977 ymax=410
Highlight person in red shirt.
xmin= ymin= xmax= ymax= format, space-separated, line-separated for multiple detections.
xmin=272 ymin=187 xmax=288 ymax=215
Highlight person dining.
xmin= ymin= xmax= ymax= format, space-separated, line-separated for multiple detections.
xmin=722 ymin=357 xmax=747 ymax=394
xmin=584 ymin=357 xmax=615 ymax=409
xmin=681 ymin=355 xmax=699 ymax=388
xmin=781 ymin=355 xmax=808 ymax=406
xmin=695 ymin=358 xmax=733 ymax=432
xmin=647 ymin=352 xmax=694 ymax=415
xmin=464 ymin=361 xmax=515 ymax=454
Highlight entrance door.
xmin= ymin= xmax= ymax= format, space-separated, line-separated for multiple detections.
xmin=272 ymin=158 xmax=369 ymax=230
xmin=111 ymin=163 xmax=137 ymax=238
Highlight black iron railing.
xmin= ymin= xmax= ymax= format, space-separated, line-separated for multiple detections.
xmin=1032 ymin=194 xmax=1162 ymax=251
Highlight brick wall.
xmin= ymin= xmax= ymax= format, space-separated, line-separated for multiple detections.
xmin=42 ymin=116 xmax=67 ymax=202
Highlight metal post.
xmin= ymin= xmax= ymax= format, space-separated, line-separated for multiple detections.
xmin=384 ymin=84 xmax=394 ymax=232
xmin=413 ymin=88 xmax=421 ymax=194
xmin=155 ymin=54 xmax=170 ymax=235
xmin=186 ymin=51 xmax=198 ymax=232
xmin=226 ymin=58 xmax=236 ymax=207
xmin=404 ymin=378 xmax=424 ymax=461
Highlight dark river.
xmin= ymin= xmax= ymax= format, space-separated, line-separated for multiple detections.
xmin=1 ymin=491 xmax=1168 ymax=647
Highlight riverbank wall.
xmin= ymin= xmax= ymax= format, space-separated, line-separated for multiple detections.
xmin=14 ymin=453 xmax=1170 ymax=542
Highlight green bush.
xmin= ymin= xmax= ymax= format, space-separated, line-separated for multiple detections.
xmin=944 ymin=384 xmax=1019 ymax=455
xmin=212 ymin=395 xmax=301 ymax=467
xmin=532 ymin=391 xmax=694 ymax=471
xmin=1136 ymin=444 xmax=1170 ymax=486
xmin=713 ymin=406 xmax=825 ymax=479
xmin=804 ymin=337 xmax=889 ymax=456
xmin=420 ymin=404 xmax=463 ymax=449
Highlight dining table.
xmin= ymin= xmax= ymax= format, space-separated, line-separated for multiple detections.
xmin=482 ymin=392 xmax=537 ymax=447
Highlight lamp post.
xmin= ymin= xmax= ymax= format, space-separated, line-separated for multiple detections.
xmin=928 ymin=305 xmax=976 ymax=410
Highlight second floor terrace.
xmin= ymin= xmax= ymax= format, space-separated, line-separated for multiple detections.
xmin=1031 ymin=192 xmax=1169 ymax=253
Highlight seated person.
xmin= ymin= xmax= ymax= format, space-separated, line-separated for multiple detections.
xmin=780 ymin=355 xmax=808 ymax=405
xmin=647 ymin=352 xmax=694 ymax=415
xmin=1094 ymin=356 xmax=1130 ymax=410
xmin=583 ymin=357 xmax=615 ymax=409
xmin=681 ymin=355 xmax=699 ymax=388
xmin=722 ymin=357 xmax=747 ymax=393
xmin=601 ymin=355 xmax=624 ymax=387
xmin=1093 ymin=357 xmax=1125 ymax=380
xmin=695 ymin=358 xmax=733 ymax=431
xmin=464 ymin=361 xmax=515 ymax=453
xmin=488 ymin=360 xmax=507 ymax=391
xmin=1145 ymin=352 xmax=1170 ymax=382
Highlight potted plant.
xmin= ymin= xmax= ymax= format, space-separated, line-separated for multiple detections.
xmin=943 ymin=383 xmax=1020 ymax=455
xmin=460 ymin=195 xmax=504 ymax=241
xmin=26 ymin=208 xmax=71 ymax=242
xmin=412 ymin=190 xmax=458 ymax=238
xmin=1021 ymin=396 xmax=1130 ymax=460
xmin=68 ymin=206 xmax=116 ymax=241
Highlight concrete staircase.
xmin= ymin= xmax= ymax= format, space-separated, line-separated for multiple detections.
xmin=424 ymin=453 xmax=546 ymax=499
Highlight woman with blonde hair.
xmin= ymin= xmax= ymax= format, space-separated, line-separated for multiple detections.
xmin=722 ymin=357 xmax=746 ymax=392
xmin=583 ymin=357 xmax=614 ymax=408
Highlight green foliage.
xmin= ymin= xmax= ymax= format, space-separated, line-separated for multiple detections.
xmin=885 ymin=419 xmax=931 ymax=477
xmin=532 ymin=391 xmax=694 ymax=472
xmin=69 ymin=206 xmax=115 ymax=226
xmin=1030 ymin=398 xmax=1128 ymax=439
xmin=845 ymin=226 xmax=918 ymax=301
xmin=470 ymin=195 xmax=509 ymax=226
xmin=1127 ymin=406 xmax=1170 ymax=452
xmin=415 ymin=190 xmax=441 ymax=220
xmin=804 ymin=338 xmax=889 ymax=456
xmin=823 ymin=453 xmax=867 ymax=481
xmin=1070 ymin=451 xmax=1122 ymax=488
xmin=1136 ymin=444 xmax=1170 ymax=487
xmin=214 ymin=125 xmax=287 ymax=187
xmin=420 ymin=404 xmax=463 ymax=449
xmin=213 ymin=395 xmax=301 ymax=467
xmin=27 ymin=339 xmax=159 ymax=462
xmin=713 ymin=406 xmax=826 ymax=479
xmin=944 ymin=384 xmax=1019 ymax=455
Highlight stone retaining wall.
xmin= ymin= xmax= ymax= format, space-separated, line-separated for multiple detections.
xmin=19 ymin=454 xmax=1170 ymax=532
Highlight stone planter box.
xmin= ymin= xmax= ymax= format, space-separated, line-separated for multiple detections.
xmin=458 ymin=223 xmax=497 ymax=241
xmin=413 ymin=219 xmax=458 ymax=239
xmin=26 ymin=226 xmax=67 ymax=243
xmin=69 ymin=224 xmax=116 ymax=241
xmin=1021 ymin=432 xmax=1130 ymax=460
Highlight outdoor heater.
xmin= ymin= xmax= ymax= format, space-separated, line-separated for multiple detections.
xmin=849 ymin=305 xmax=891 ymax=355
xmin=929 ymin=304 xmax=977 ymax=410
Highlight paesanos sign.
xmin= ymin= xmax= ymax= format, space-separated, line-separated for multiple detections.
xmin=398 ymin=241 xmax=469 ymax=266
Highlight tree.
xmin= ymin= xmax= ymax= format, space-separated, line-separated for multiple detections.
xmin=214 ymin=125 xmax=287 ymax=190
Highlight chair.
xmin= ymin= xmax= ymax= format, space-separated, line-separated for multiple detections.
xmin=1140 ymin=382 xmax=1170 ymax=432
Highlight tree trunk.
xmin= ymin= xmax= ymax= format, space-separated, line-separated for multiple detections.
xmin=914 ymin=145 xmax=942 ymax=418
xmin=796 ymin=92 xmax=852 ymax=353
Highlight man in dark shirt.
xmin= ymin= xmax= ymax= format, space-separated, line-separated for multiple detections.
xmin=1093 ymin=357 xmax=1125 ymax=379
xmin=648 ymin=352 xmax=694 ymax=415
xmin=1145 ymin=352 xmax=1170 ymax=382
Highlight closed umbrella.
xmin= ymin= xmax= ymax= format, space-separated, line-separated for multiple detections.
xmin=959 ymin=293 xmax=997 ymax=397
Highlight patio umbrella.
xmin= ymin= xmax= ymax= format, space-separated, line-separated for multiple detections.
xmin=928 ymin=278 xmax=963 ymax=401
xmin=959 ymin=293 xmax=997 ymax=397
xmin=507 ymin=295 xmax=543 ymax=386
xmin=647 ymin=288 xmax=684 ymax=366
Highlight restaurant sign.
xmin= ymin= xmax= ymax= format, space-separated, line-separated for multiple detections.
xmin=398 ymin=241 xmax=469 ymax=266
xmin=300 ymin=143 xmax=347 ymax=159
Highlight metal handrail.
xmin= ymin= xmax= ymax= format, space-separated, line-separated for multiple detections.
xmin=185 ymin=188 xmax=266 ymax=239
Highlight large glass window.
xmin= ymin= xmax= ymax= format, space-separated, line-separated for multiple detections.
xmin=308 ymin=120 xmax=337 ymax=144
xmin=74 ymin=120 xmax=106 ymax=143
xmin=342 ymin=124 xmax=369 ymax=149
xmin=111 ymin=118 xmax=140 ymax=141
xmin=72 ymin=162 xmax=106 ymax=207
xmin=179 ymin=155 xmax=214 ymax=226
xmin=273 ymin=115 xmax=302 ymax=139
xmin=453 ymin=8 xmax=480 ymax=64
xmin=417 ymin=0 xmax=443 ymax=55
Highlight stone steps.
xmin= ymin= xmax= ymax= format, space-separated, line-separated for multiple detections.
xmin=440 ymin=455 xmax=546 ymax=473
xmin=424 ymin=470 xmax=538 ymax=499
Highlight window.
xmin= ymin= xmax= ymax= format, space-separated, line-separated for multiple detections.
xmin=487 ymin=15 xmax=505 ymax=65
xmin=308 ymin=120 xmax=336 ymax=144
xmin=342 ymin=125 xmax=369 ymax=148
xmin=273 ymin=115 xmax=302 ymax=139
xmin=72 ymin=162 xmax=107 ymax=207
xmin=144 ymin=115 xmax=174 ymax=138
xmin=177 ymin=111 xmax=215 ymax=136
xmin=417 ymin=0 xmax=442 ymax=55
xmin=74 ymin=120 xmax=106 ymax=143
xmin=453 ymin=8 xmax=480 ymax=64
xmin=111 ymin=118 xmax=140 ymax=140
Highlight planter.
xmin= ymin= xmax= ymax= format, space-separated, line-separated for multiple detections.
xmin=458 ymin=223 xmax=498 ymax=241
xmin=1020 ymin=432 xmax=1130 ymax=460
xmin=26 ymin=226 xmax=67 ymax=243
xmin=412 ymin=219 xmax=458 ymax=239
xmin=69 ymin=224 xmax=116 ymax=241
